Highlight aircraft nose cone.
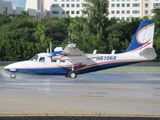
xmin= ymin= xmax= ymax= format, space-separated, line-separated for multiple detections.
xmin=4 ymin=65 xmax=8 ymax=70
xmin=4 ymin=64 xmax=16 ymax=72
xmin=4 ymin=65 xmax=11 ymax=71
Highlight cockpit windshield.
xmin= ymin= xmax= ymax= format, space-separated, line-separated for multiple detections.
xmin=30 ymin=54 xmax=39 ymax=62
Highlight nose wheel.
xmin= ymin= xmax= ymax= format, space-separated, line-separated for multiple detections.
xmin=10 ymin=73 xmax=16 ymax=79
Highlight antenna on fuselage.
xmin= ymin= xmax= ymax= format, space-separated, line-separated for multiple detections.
xmin=47 ymin=48 xmax=49 ymax=53
xmin=50 ymin=41 xmax=52 ymax=54
xmin=47 ymin=42 xmax=52 ymax=57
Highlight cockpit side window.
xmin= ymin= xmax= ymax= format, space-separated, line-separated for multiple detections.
xmin=30 ymin=55 xmax=39 ymax=62
xmin=39 ymin=57 xmax=45 ymax=62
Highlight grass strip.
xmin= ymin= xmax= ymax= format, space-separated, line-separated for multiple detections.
xmin=105 ymin=66 xmax=160 ymax=73
xmin=0 ymin=66 xmax=4 ymax=70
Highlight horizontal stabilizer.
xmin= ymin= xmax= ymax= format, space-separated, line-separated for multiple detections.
xmin=139 ymin=48 xmax=156 ymax=60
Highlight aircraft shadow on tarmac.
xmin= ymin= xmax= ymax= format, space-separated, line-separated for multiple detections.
xmin=0 ymin=70 xmax=160 ymax=83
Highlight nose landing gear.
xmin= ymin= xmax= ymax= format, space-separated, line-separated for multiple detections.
xmin=10 ymin=73 xmax=16 ymax=79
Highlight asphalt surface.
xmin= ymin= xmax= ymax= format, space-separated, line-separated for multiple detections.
xmin=0 ymin=69 xmax=160 ymax=117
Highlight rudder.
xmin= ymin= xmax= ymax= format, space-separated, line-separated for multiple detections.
xmin=125 ymin=20 xmax=155 ymax=52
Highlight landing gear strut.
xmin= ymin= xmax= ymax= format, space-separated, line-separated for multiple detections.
xmin=65 ymin=65 xmax=77 ymax=78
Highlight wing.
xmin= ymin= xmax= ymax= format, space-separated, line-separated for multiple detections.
xmin=52 ymin=44 xmax=98 ymax=65
xmin=62 ymin=44 xmax=83 ymax=56
xmin=53 ymin=55 xmax=90 ymax=64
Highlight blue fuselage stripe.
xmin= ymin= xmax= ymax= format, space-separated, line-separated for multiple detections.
xmin=14 ymin=67 xmax=71 ymax=75
xmin=6 ymin=62 xmax=138 ymax=75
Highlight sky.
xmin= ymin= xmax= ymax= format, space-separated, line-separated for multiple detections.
xmin=6 ymin=0 xmax=26 ymax=8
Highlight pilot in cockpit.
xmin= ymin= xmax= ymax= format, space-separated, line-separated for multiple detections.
xmin=39 ymin=57 xmax=45 ymax=62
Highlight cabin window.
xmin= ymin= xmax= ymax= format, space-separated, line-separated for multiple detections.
xmin=60 ymin=60 xmax=65 ymax=62
xmin=52 ymin=59 xmax=57 ymax=62
xmin=39 ymin=57 xmax=45 ymax=62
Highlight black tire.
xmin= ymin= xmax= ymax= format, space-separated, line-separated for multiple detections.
xmin=11 ymin=74 xmax=16 ymax=79
xmin=69 ymin=72 xmax=77 ymax=78
xmin=65 ymin=75 xmax=69 ymax=78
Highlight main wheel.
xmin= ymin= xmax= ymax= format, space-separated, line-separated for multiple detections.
xmin=69 ymin=72 xmax=77 ymax=78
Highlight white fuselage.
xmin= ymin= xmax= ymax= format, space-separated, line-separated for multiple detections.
xmin=4 ymin=50 xmax=156 ymax=75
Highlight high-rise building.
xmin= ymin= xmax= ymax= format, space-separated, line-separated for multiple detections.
xmin=108 ymin=0 xmax=159 ymax=21
xmin=0 ymin=0 xmax=25 ymax=15
xmin=25 ymin=0 xmax=47 ymax=18
xmin=26 ymin=0 xmax=87 ymax=19
xmin=2 ymin=0 xmax=160 ymax=20
xmin=0 ymin=0 xmax=12 ymax=14
xmin=48 ymin=0 xmax=87 ymax=18
xmin=25 ymin=0 xmax=160 ymax=20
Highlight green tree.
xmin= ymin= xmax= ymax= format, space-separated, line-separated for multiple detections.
xmin=83 ymin=0 xmax=109 ymax=35
xmin=152 ymin=8 xmax=160 ymax=61
xmin=67 ymin=0 xmax=110 ymax=53
xmin=0 ymin=14 xmax=39 ymax=60
xmin=105 ymin=17 xmax=142 ymax=53
xmin=18 ymin=10 xmax=29 ymax=18
xmin=34 ymin=24 xmax=46 ymax=43
xmin=0 ymin=14 xmax=11 ymax=26
xmin=152 ymin=8 xmax=160 ymax=38
xmin=44 ymin=17 xmax=68 ymax=44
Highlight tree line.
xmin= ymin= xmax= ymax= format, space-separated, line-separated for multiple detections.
xmin=0 ymin=0 xmax=160 ymax=61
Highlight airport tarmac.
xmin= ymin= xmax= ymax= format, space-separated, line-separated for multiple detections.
xmin=0 ymin=68 xmax=160 ymax=117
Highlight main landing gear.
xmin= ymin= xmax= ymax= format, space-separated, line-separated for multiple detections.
xmin=65 ymin=71 xmax=77 ymax=78
xmin=65 ymin=65 xmax=77 ymax=78
xmin=69 ymin=71 xmax=77 ymax=78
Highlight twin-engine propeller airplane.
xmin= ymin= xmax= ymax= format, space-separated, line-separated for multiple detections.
xmin=4 ymin=20 xmax=156 ymax=78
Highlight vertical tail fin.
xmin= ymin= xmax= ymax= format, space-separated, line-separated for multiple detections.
xmin=125 ymin=20 xmax=155 ymax=52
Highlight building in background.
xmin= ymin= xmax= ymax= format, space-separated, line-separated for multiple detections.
xmin=1 ymin=0 xmax=160 ymax=20
xmin=108 ymin=0 xmax=159 ymax=21
xmin=0 ymin=0 xmax=12 ymax=14
xmin=25 ymin=0 xmax=160 ymax=20
xmin=0 ymin=0 xmax=25 ymax=15
xmin=25 ymin=0 xmax=87 ymax=19
xmin=13 ymin=6 xmax=25 ymax=15
xmin=46 ymin=0 xmax=87 ymax=19
xmin=25 ymin=0 xmax=47 ymax=18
